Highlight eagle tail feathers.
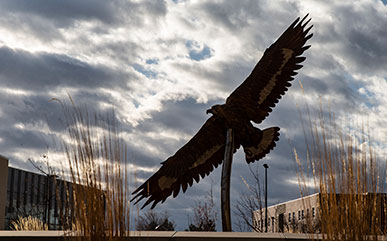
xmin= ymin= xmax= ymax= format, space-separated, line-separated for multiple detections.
xmin=243 ymin=127 xmax=280 ymax=164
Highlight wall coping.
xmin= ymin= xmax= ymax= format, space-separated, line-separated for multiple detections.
xmin=0 ymin=231 xmax=385 ymax=241
xmin=0 ymin=231 xmax=316 ymax=239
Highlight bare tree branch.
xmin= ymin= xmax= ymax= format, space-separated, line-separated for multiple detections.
xmin=233 ymin=165 xmax=264 ymax=232
xmin=188 ymin=180 xmax=218 ymax=231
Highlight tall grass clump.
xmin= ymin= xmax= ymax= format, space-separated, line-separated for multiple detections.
xmin=295 ymin=106 xmax=386 ymax=240
xmin=57 ymin=99 xmax=130 ymax=241
xmin=11 ymin=216 xmax=49 ymax=231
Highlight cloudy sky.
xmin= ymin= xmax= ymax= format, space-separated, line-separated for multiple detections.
xmin=1 ymin=0 xmax=387 ymax=231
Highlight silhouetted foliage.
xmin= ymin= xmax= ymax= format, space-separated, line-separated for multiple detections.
xmin=136 ymin=210 xmax=175 ymax=231
xmin=188 ymin=183 xmax=218 ymax=231
xmin=188 ymin=220 xmax=216 ymax=231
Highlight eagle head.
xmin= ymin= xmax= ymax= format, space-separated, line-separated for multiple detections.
xmin=206 ymin=104 xmax=224 ymax=116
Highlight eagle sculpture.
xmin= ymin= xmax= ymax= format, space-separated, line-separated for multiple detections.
xmin=132 ymin=15 xmax=313 ymax=209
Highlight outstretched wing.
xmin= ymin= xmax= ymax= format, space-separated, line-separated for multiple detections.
xmin=132 ymin=116 xmax=236 ymax=209
xmin=226 ymin=15 xmax=313 ymax=124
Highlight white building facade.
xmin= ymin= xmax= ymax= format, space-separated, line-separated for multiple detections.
xmin=253 ymin=192 xmax=387 ymax=233
xmin=253 ymin=193 xmax=320 ymax=233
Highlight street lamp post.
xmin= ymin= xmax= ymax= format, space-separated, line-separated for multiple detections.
xmin=263 ymin=163 xmax=269 ymax=232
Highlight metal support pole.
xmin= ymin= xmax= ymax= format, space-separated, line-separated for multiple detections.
xmin=221 ymin=129 xmax=234 ymax=231
xmin=263 ymin=164 xmax=269 ymax=232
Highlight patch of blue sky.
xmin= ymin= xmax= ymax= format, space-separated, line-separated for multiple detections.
xmin=358 ymin=88 xmax=375 ymax=109
xmin=133 ymin=63 xmax=157 ymax=79
xmin=345 ymin=73 xmax=375 ymax=109
xmin=146 ymin=58 xmax=159 ymax=65
xmin=133 ymin=99 xmax=140 ymax=108
xmin=186 ymin=40 xmax=213 ymax=61
xmin=382 ymin=0 xmax=387 ymax=5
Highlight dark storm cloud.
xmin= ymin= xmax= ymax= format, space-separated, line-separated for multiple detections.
xmin=0 ymin=0 xmax=167 ymax=27
xmin=213 ymin=59 xmax=256 ymax=93
xmin=314 ymin=2 xmax=387 ymax=75
xmin=0 ymin=0 xmax=167 ymax=42
xmin=0 ymin=45 xmax=131 ymax=172
xmin=198 ymin=0 xmax=301 ymax=46
xmin=344 ymin=26 xmax=387 ymax=74
xmin=0 ymin=94 xmax=64 ymax=171
xmin=0 ymin=127 xmax=48 ymax=152
xmin=0 ymin=0 xmax=118 ymax=41
xmin=198 ymin=0 xmax=266 ymax=31
xmin=171 ymin=57 xmax=253 ymax=97
xmin=97 ymin=41 xmax=145 ymax=67
xmin=0 ymin=46 xmax=130 ymax=92
xmin=0 ymin=93 xmax=63 ymax=131
xmin=301 ymin=73 xmax=363 ymax=108
xmin=0 ymin=90 xmax=126 ymax=157
xmin=0 ymin=0 xmax=117 ymax=26
xmin=137 ymin=98 xmax=212 ymax=135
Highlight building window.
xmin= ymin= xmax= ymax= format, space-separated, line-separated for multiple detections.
xmin=288 ymin=213 xmax=291 ymax=222
xmin=302 ymin=210 xmax=304 ymax=219
xmin=292 ymin=212 xmax=295 ymax=222
xmin=298 ymin=210 xmax=301 ymax=220
xmin=307 ymin=208 xmax=309 ymax=218
xmin=312 ymin=207 xmax=315 ymax=217
xmin=272 ymin=217 xmax=275 ymax=232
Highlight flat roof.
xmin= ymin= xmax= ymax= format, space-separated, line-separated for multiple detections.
xmin=0 ymin=154 xmax=8 ymax=161
xmin=254 ymin=193 xmax=320 ymax=212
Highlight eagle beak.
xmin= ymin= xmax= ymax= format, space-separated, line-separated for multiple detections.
xmin=206 ymin=108 xmax=212 ymax=114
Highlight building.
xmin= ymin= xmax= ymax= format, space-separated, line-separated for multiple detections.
xmin=253 ymin=192 xmax=386 ymax=233
xmin=0 ymin=155 xmax=75 ymax=230
xmin=0 ymin=155 xmax=8 ymax=230
xmin=253 ymin=193 xmax=319 ymax=233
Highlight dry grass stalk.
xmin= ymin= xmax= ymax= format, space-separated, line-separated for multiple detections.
xmin=57 ymin=99 xmax=130 ymax=241
xmin=296 ymin=106 xmax=385 ymax=240
xmin=11 ymin=216 xmax=49 ymax=231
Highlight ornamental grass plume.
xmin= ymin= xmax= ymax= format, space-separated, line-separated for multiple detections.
xmin=56 ymin=98 xmax=130 ymax=241
xmin=11 ymin=216 xmax=49 ymax=231
xmin=295 ymin=105 xmax=386 ymax=241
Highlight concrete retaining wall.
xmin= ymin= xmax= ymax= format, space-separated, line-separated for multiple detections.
xmin=2 ymin=231 xmax=387 ymax=240
xmin=0 ymin=231 xmax=320 ymax=241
